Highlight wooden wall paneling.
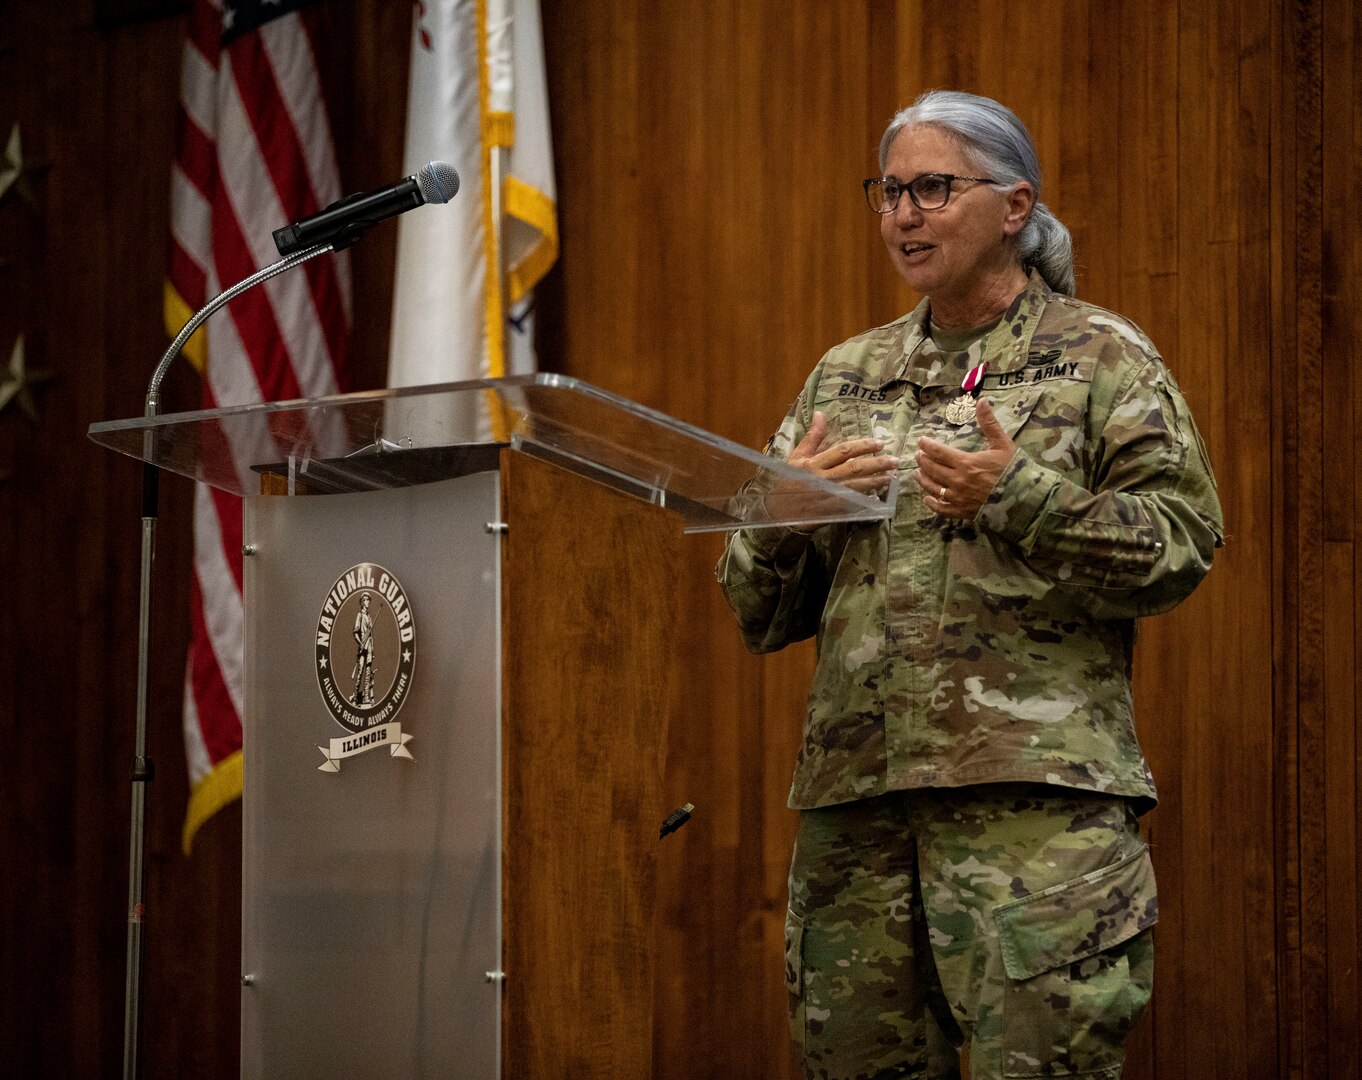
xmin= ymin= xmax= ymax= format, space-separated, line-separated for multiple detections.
xmin=1323 ymin=534 xmax=1358 ymax=1080
xmin=0 ymin=4 xmax=51 ymax=1076
xmin=43 ymin=0 xmax=116 ymax=1054
xmin=776 ymin=4 xmax=883 ymax=401
xmin=1321 ymin=0 xmax=1355 ymax=550
xmin=1165 ymin=1 xmax=1258 ymax=1076
xmin=908 ymin=0 xmax=980 ymax=103
xmin=751 ymin=12 xmax=886 ymax=1074
xmin=1228 ymin=0 xmax=1283 ymax=1073
xmin=1268 ymin=0 xmax=1304 ymax=1073
xmin=1 ymin=34 xmax=74 ymax=1066
xmin=1348 ymin=0 xmax=1362 ymax=1066
xmin=1221 ymin=0 xmax=1277 ymax=1071
xmin=870 ymin=0 xmax=922 ymax=331
xmin=999 ymin=3 xmax=1065 ymax=187
xmin=710 ymin=15 xmax=841 ymax=1052
xmin=864 ymin=0 xmax=897 ymax=327
xmin=1131 ymin=627 xmax=1196 ymax=1080
xmin=1353 ymin=536 xmax=1362 ymax=1080
xmin=972 ymin=1 xmax=1016 ymax=117
xmin=1323 ymin=1 xmax=1361 ymax=1076
xmin=628 ymin=3 xmax=710 ymax=418
xmin=1054 ymin=2 xmax=1110 ymax=309
xmin=1286 ymin=0 xmax=1328 ymax=1076
xmin=537 ymin=1 xmax=642 ymax=397
xmin=692 ymin=1 xmax=758 ymax=441
xmin=0 ymin=0 xmax=20 ymax=1058
xmin=2 ymin=3 xmax=179 ymax=1077
xmin=1111 ymin=1 xmax=1180 ymax=337
xmin=1314 ymin=42 xmax=1357 ymax=1075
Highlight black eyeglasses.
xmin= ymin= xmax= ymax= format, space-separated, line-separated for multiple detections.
xmin=863 ymin=173 xmax=999 ymax=213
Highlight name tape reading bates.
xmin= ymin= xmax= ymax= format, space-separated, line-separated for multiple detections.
xmin=314 ymin=562 xmax=417 ymax=773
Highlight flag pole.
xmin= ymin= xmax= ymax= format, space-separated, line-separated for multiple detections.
xmin=485 ymin=141 xmax=513 ymax=441
xmin=490 ymin=143 xmax=507 ymax=369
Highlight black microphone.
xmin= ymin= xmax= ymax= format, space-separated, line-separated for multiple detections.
xmin=272 ymin=160 xmax=460 ymax=255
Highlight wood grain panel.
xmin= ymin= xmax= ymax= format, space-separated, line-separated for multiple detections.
xmin=1346 ymin=0 xmax=1362 ymax=1069
xmin=1269 ymin=0 xmax=1305 ymax=1072
xmin=1171 ymin=3 xmax=1257 ymax=1077
xmin=1286 ymin=1 xmax=1330 ymax=1078
xmin=1229 ymin=0 xmax=1282 ymax=1074
xmin=1324 ymin=541 xmax=1359 ymax=1080
xmin=0 ymin=3 xmax=210 ymax=1077
xmin=500 ymin=451 xmax=677 ymax=1078
xmin=1322 ymin=2 xmax=1361 ymax=1076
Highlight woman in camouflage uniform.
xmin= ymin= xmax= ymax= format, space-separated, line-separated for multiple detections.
xmin=717 ymin=91 xmax=1223 ymax=1080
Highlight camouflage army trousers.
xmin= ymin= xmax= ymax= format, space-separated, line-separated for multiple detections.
xmin=785 ymin=785 xmax=1156 ymax=1080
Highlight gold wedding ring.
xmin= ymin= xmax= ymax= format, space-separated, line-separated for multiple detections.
xmin=939 ymin=486 xmax=948 ymax=501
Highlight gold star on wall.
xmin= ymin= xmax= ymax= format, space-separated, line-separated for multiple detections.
xmin=0 ymin=335 xmax=55 ymax=421
xmin=0 ymin=124 xmax=44 ymax=208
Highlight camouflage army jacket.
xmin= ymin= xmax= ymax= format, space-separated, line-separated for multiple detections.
xmin=717 ymin=273 xmax=1223 ymax=811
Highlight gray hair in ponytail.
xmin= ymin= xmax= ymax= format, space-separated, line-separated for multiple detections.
xmin=879 ymin=90 xmax=1076 ymax=296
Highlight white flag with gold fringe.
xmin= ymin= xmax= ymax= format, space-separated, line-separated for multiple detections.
xmin=388 ymin=0 xmax=557 ymax=399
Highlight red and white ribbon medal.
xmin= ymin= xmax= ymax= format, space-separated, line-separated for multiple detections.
xmin=944 ymin=362 xmax=988 ymax=425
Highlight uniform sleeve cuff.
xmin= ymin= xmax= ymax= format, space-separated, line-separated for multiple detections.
xmin=976 ymin=449 xmax=1060 ymax=544
xmin=743 ymin=524 xmax=815 ymax=566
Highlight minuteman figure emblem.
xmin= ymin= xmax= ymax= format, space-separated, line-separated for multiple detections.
xmin=313 ymin=563 xmax=417 ymax=771
xmin=351 ymin=591 xmax=378 ymax=705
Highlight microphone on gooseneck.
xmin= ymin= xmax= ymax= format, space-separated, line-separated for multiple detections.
xmin=272 ymin=160 xmax=461 ymax=256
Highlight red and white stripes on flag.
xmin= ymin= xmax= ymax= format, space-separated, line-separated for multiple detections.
xmin=166 ymin=0 xmax=351 ymax=853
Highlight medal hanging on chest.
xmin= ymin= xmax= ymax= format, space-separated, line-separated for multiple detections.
xmin=944 ymin=362 xmax=988 ymax=425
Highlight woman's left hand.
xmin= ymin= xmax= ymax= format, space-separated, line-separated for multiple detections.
xmin=915 ymin=398 xmax=1018 ymax=519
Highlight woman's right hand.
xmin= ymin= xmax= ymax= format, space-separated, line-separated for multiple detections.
xmin=766 ymin=411 xmax=899 ymax=530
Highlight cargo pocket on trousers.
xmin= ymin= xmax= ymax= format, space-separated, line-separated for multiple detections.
xmin=784 ymin=908 xmax=806 ymax=1050
xmin=993 ymin=844 xmax=1158 ymax=1078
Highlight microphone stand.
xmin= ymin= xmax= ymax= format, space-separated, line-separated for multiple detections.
xmin=123 ymin=241 xmax=333 ymax=1080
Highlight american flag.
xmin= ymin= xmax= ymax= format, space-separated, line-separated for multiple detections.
xmin=166 ymin=0 xmax=351 ymax=853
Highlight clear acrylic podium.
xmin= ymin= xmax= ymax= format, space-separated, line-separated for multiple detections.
xmin=89 ymin=375 xmax=894 ymax=1079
